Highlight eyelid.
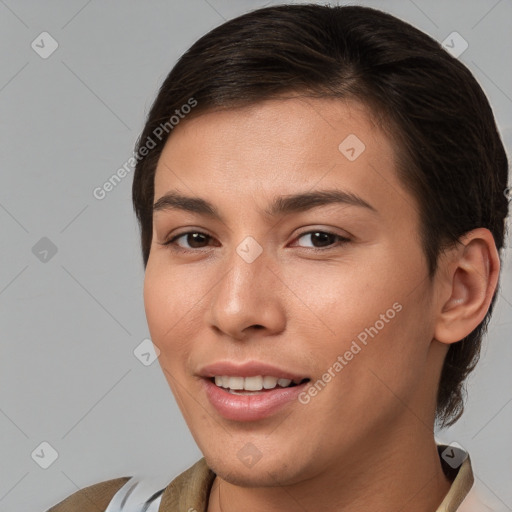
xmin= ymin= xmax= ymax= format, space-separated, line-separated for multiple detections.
xmin=291 ymin=229 xmax=351 ymax=249
xmin=159 ymin=227 xmax=351 ymax=253
xmin=160 ymin=229 xmax=216 ymax=253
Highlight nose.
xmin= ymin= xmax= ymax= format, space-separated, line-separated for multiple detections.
xmin=207 ymin=240 xmax=286 ymax=341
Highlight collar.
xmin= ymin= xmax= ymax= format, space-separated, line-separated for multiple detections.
xmin=436 ymin=444 xmax=475 ymax=511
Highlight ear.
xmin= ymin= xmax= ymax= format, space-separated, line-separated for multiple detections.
xmin=434 ymin=228 xmax=501 ymax=345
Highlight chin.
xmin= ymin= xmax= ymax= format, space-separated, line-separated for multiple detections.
xmin=202 ymin=446 xmax=313 ymax=488
xmin=207 ymin=457 xmax=298 ymax=487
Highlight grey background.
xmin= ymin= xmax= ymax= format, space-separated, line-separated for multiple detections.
xmin=0 ymin=0 xmax=510 ymax=510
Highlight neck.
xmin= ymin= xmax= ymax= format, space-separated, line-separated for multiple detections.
xmin=206 ymin=429 xmax=452 ymax=512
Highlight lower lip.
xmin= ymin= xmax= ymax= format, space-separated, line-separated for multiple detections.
xmin=202 ymin=378 xmax=309 ymax=422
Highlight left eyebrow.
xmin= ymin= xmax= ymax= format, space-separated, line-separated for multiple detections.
xmin=152 ymin=188 xmax=378 ymax=222
xmin=264 ymin=189 xmax=378 ymax=217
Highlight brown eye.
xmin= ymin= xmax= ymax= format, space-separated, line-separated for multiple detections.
xmin=294 ymin=230 xmax=350 ymax=249
xmin=165 ymin=231 xmax=213 ymax=251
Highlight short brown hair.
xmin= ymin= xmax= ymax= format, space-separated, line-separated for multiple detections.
xmin=132 ymin=4 xmax=510 ymax=427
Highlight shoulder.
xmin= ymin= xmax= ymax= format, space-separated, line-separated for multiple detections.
xmin=46 ymin=476 xmax=131 ymax=512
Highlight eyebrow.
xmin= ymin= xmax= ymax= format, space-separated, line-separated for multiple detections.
xmin=152 ymin=189 xmax=378 ymax=221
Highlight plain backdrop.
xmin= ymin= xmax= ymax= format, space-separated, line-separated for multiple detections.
xmin=0 ymin=1 xmax=511 ymax=511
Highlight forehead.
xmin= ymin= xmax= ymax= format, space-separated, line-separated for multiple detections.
xmin=153 ymin=96 xmax=412 ymax=220
xmin=157 ymin=96 xmax=388 ymax=162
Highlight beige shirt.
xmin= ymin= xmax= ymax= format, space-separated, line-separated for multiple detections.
xmin=47 ymin=444 xmax=480 ymax=511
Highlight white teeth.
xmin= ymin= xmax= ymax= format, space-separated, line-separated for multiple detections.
xmin=228 ymin=376 xmax=244 ymax=390
xmin=212 ymin=375 xmax=302 ymax=391
xmin=244 ymin=376 xmax=263 ymax=391
xmin=262 ymin=376 xmax=278 ymax=389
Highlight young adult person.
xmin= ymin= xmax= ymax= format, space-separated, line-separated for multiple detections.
xmin=47 ymin=4 xmax=509 ymax=511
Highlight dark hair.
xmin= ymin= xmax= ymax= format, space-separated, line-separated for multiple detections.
xmin=132 ymin=4 xmax=510 ymax=427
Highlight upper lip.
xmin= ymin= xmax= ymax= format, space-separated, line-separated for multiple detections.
xmin=198 ymin=360 xmax=309 ymax=381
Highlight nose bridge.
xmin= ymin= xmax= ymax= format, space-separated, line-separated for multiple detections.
xmin=221 ymin=233 xmax=269 ymax=305
xmin=208 ymin=231 xmax=284 ymax=336
xmin=235 ymin=234 xmax=265 ymax=266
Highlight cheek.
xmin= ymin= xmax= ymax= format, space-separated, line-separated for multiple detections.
xmin=295 ymin=252 xmax=429 ymax=390
xmin=143 ymin=257 xmax=212 ymax=375
xmin=282 ymin=258 xmax=395 ymax=344
xmin=143 ymin=260 xmax=189 ymax=350
xmin=143 ymin=267 xmax=170 ymax=339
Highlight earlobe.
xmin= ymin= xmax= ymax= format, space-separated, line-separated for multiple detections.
xmin=434 ymin=228 xmax=500 ymax=345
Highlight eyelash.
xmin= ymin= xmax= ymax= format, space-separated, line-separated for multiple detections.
xmin=160 ymin=230 xmax=351 ymax=254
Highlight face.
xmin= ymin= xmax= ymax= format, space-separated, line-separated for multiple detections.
xmin=144 ymin=96 xmax=445 ymax=486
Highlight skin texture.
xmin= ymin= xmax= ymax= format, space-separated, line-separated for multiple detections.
xmin=143 ymin=96 xmax=500 ymax=512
